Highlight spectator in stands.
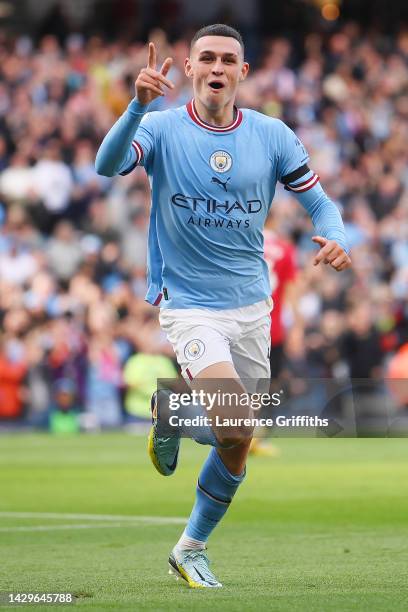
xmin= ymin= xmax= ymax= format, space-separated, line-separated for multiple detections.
xmin=0 ymin=337 xmax=27 ymax=420
xmin=46 ymin=221 xmax=83 ymax=282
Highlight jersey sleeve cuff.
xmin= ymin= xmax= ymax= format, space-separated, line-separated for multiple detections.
xmin=128 ymin=98 xmax=150 ymax=116
xmin=119 ymin=140 xmax=143 ymax=175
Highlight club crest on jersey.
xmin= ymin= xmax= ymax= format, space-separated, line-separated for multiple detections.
xmin=210 ymin=150 xmax=232 ymax=173
xmin=184 ymin=339 xmax=205 ymax=361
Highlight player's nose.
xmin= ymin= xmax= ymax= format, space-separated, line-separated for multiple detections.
xmin=211 ymin=59 xmax=224 ymax=74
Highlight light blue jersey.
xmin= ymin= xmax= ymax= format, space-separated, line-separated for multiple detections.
xmin=96 ymin=98 xmax=348 ymax=309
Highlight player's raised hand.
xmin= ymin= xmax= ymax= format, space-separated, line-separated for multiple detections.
xmin=312 ymin=236 xmax=351 ymax=271
xmin=135 ymin=42 xmax=174 ymax=106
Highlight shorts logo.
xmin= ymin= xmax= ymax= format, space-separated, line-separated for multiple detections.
xmin=210 ymin=150 xmax=232 ymax=173
xmin=184 ymin=339 xmax=205 ymax=361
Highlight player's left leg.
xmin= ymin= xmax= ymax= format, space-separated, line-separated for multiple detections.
xmin=249 ymin=340 xmax=283 ymax=457
xmin=158 ymin=301 xmax=271 ymax=587
xmin=231 ymin=305 xmax=274 ymax=457
xmin=171 ymin=301 xmax=271 ymax=588
xmin=169 ymin=360 xmax=249 ymax=588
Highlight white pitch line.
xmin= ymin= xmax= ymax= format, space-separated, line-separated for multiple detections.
xmin=0 ymin=522 xmax=173 ymax=533
xmin=0 ymin=512 xmax=186 ymax=524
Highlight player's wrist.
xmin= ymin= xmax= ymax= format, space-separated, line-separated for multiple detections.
xmin=128 ymin=97 xmax=150 ymax=116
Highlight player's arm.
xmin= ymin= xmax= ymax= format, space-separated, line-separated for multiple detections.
xmin=95 ymin=43 xmax=173 ymax=177
xmin=277 ymin=123 xmax=351 ymax=272
xmin=282 ymin=168 xmax=351 ymax=271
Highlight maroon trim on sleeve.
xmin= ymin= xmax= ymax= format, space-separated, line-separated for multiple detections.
xmin=285 ymin=173 xmax=320 ymax=193
xmin=153 ymin=292 xmax=163 ymax=306
xmin=132 ymin=140 xmax=144 ymax=163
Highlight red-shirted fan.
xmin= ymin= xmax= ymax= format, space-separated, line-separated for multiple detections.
xmin=263 ymin=225 xmax=297 ymax=379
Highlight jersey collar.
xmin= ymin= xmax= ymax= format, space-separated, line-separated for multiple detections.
xmin=186 ymin=99 xmax=243 ymax=133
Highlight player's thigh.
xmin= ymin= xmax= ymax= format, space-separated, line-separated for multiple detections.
xmin=160 ymin=311 xmax=255 ymax=448
xmin=159 ymin=311 xmax=233 ymax=381
xmin=230 ymin=314 xmax=271 ymax=389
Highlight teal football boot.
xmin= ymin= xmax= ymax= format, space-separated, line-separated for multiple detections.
xmin=148 ymin=390 xmax=180 ymax=476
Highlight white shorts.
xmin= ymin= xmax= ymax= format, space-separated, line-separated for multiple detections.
xmin=159 ymin=298 xmax=272 ymax=384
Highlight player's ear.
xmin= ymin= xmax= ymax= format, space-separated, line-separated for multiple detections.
xmin=184 ymin=57 xmax=193 ymax=79
xmin=239 ymin=62 xmax=249 ymax=82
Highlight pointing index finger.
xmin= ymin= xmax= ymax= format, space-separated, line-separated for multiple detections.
xmin=147 ymin=42 xmax=156 ymax=69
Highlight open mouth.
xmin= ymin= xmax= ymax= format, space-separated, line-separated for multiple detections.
xmin=208 ymin=81 xmax=224 ymax=90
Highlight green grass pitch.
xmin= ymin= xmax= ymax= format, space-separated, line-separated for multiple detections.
xmin=1 ymin=434 xmax=408 ymax=611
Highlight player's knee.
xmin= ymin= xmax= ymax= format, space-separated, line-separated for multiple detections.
xmin=216 ymin=430 xmax=252 ymax=449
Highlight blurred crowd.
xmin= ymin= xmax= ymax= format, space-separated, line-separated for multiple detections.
xmin=0 ymin=23 xmax=407 ymax=430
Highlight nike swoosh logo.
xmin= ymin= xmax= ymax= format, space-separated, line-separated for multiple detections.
xmin=165 ymin=450 xmax=179 ymax=472
xmin=195 ymin=567 xmax=206 ymax=582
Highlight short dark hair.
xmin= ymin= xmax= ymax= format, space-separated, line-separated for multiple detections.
xmin=190 ymin=24 xmax=244 ymax=54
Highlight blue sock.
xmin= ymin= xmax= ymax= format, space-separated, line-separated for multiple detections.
xmin=185 ymin=448 xmax=246 ymax=542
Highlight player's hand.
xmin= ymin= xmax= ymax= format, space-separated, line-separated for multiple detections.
xmin=312 ymin=236 xmax=351 ymax=271
xmin=135 ymin=42 xmax=174 ymax=106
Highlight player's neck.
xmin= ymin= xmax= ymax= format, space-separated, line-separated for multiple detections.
xmin=194 ymin=98 xmax=235 ymax=127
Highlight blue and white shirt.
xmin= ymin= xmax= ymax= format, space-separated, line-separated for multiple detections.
xmin=96 ymin=98 xmax=348 ymax=309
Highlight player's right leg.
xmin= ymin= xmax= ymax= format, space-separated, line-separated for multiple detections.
xmin=148 ymin=312 xmax=238 ymax=475
xmin=146 ymin=324 xmax=232 ymax=478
